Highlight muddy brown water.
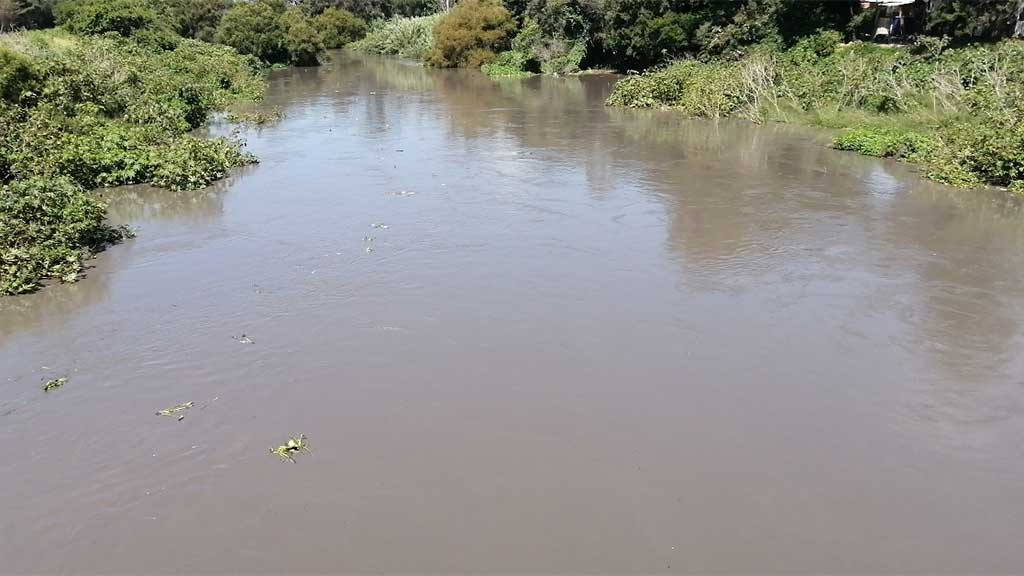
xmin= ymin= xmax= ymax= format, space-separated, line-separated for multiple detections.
xmin=4 ymin=53 xmax=1024 ymax=574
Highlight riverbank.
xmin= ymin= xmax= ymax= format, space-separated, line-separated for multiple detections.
xmin=0 ymin=29 xmax=266 ymax=295
xmin=605 ymin=34 xmax=1024 ymax=192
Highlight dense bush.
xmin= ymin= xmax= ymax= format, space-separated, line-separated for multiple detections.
xmin=425 ymin=0 xmax=516 ymax=68
xmin=315 ymin=7 xmax=367 ymax=49
xmin=54 ymin=0 xmax=179 ymax=48
xmin=0 ymin=30 xmax=264 ymax=293
xmin=481 ymin=48 xmax=532 ymax=77
xmin=214 ymin=0 xmax=289 ymax=63
xmin=162 ymin=0 xmax=229 ymax=42
xmin=0 ymin=46 xmax=41 ymax=104
xmin=281 ymin=7 xmax=326 ymax=65
xmin=832 ymin=127 xmax=937 ymax=160
xmin=348 ymin=13 xmax=441 ymax=59
xmin=606 ymin=60 xmax=745 ymax=117
xmin=298 ymin=0 xmax=392 ymax=21
xmin=0 ymin=176 xmax=129 ymax=295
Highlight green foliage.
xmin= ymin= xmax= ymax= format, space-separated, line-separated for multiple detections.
xmin=0 ymin=176 xmax=128 ymax=294
xmin=55 ymin=0 xmax=158 ymax=35
xmin=281 ymin=7 xmax=325 ymax=66
xmin=425 ymin=0 xmax=516 ymax=68
xmin=481 ymin=49 xmax=532 ymax=77
xmin=608 ymin=36 xmax=1024 ymax=190
xmin=298 ymin=0 xmax=391 ymax=21
xmin=348 ymin=13 xmax=441 ymax=59
xmin=0 ymin=30 xmax=264 ymax=294
xmin=832 ymin=127 xmax=937 ymax=160
xmin=606 ymin=60 xmax=745 ymax=118
xmin=315 ymin=7 xmax=367 ymax=48
xmin=54 ymin=0 xmax=179 ymax=48
xmin=215 ymin=0 xmax=288 ymax=63
xmin=601 ymin=0 xmax=860 ymax=69
xmin=0 ymin=46 xmax=41 ymax=104
xmin=150 ymin=136 xmax=256 ymax=191
xmin=925 ymin=0 xmax=1019 ymax=42
xmin=162 ymin=0 xmax=229 ymax=42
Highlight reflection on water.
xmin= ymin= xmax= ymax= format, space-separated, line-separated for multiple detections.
xmin=3 ymin=52 xmax=1024 ymax=573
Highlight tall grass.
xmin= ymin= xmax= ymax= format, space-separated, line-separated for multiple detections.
xmin=606 ymin=35 xmax=1024 ymax=190
xmin=348 ymin=14 xmax=442 ymax=60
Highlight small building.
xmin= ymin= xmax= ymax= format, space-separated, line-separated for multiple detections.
xmin=862 ymin=0 xmax=925 ymax=41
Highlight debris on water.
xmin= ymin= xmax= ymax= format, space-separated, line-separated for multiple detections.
xmin=371 ymin=223 xmax=389 ymax=229
xmin=234 ymin=334 xmax=254 ymax=344
xmin=42 ymin=377 xmax=67 ymax=392
xmin=270 ymin=434 xmax=310 ymax=462
xmin=391 ymin=190 xmax=416 ymax=197
xmin=395 ymin=149 xmax=404 ymax=152
xmin=157 ymin=401 xmax=194 ymax=419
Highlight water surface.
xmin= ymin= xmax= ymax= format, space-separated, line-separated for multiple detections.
xmin=3 ymin=54 xmax=1024 ymax=573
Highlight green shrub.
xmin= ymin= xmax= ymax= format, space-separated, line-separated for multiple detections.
xmin=55 ymin=0 xmax=179 ymax=48
xmin=55 ymin=0 xmax=159 ymax=36
xmin=0 ymin=176 xmax=129 ymax=295
xmin=832 ymin=127 xmax=938 ymax=160
xmin=932 ymin=116 xmax=1024 ymax=187
xmin=315 ymin=7 xmax=366 ymax=48
xmin=606 ymin=60 xmax=745 ymax=118
xmin=0 ymin=29 xmax=264 ymax=294
xmin=348 ymin=13 xmax=441 ymax=59
xmin=538 ymin=37 xmax=585 ymax=74
xmin=0 ymin=46 xmax=41 ymax=104
xmin=214 ymin=0 xmax=289 ymax=63
xmin=281 ymin=7 xmax=325 ymax=66
xmin=481 ymin=49 xmax=532 ymax=77
xmin=425 ymin=0 xmax=515 ymax=68
xmin=151 ymin=136 xmax=256 ymax=191
xmin=162 ymin=0 xmax=229 ymax=41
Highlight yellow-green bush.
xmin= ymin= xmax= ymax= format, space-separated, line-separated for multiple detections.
xmin=425 ymin=0 xmax=515 ymax=68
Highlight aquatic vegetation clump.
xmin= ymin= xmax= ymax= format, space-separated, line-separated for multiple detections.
xmin=1 ymin=177 xmax=129 ymax=295
xmin=271 ymin=434 xmax=311 ymax=462
xmin=42 ymin=377 xmax=68 ymax=392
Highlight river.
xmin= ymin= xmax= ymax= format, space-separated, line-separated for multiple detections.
xmin=3 ymin=53 xmax=1024 ymax=573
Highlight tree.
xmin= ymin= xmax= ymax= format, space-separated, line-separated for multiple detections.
xmin=426 ymin=0 xmax=515 ymax=67
xmin=281 ymin=7 xmax=325 ymax=64
xmin=315 ymin=7 xmax=367 ymax=48
xmin=298 ymin=0 xmax=391 ymax=20
xmin=215 ymin=0 xmax=289 ymax=63
xmin=54 ymin=0 xmax=161 ymax=36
